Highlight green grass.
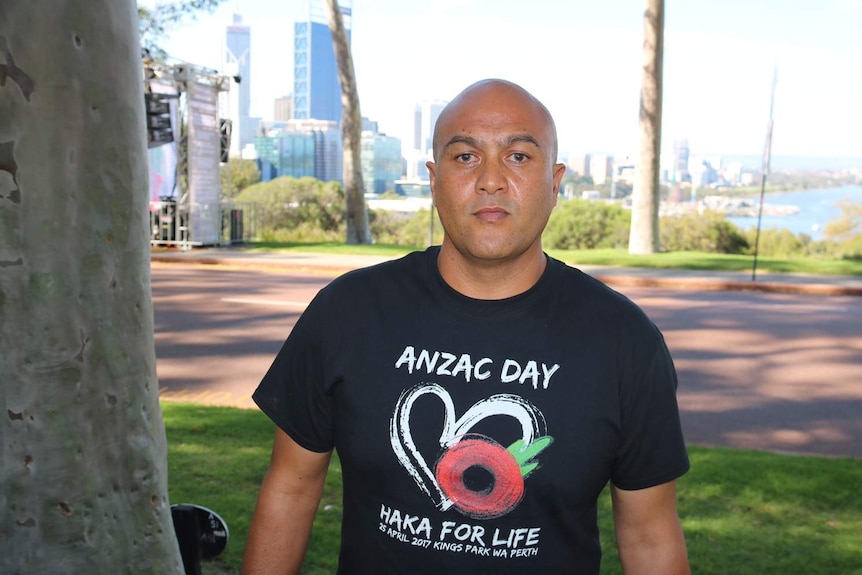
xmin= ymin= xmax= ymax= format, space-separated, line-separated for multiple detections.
xmin=164 ymin=402 xmax=862 ymax=575
xmin=245 ymin=241 xmax=414 ymax=258
xmin=547 ymin=248 xmax=862 ymax=276
xmin=237 ymin=242 xmax=862 ymax=277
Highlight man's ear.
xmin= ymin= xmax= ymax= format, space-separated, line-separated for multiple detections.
xmin=427 ymin=161 xmax=437 ymax=201
xmin=552 ymin=162 xmax=566 ymax=196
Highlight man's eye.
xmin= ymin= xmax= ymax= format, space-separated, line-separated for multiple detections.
xmin=510 ymin=153 xmax=529 ymax=162
xmin=455 ymin=153 xmax=475 ymax=162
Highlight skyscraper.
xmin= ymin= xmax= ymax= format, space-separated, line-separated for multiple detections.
xmin=274 ymin=95 xmax=294 ymax=122
xmin=225 ymin=14 xmax=252 ymax=156
xmin=412 ymin=100 xmax=447 ymax=155
xmin=404 ymin=99 xmax=447 ymax=180
xmin=293 ymin=0 xmax=351 ymax=123
xmin=673 ymin=139 xmax=691 ymax=183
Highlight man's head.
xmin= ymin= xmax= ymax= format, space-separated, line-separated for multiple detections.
xmin=431 ymin=79 xmax=560 ymax=164
xmin=426 ymin=79 xmax=567 ymax=276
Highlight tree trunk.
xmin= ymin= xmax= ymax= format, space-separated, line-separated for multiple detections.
xmin=628 ymin=0 xmax=664 ymax=254
xmin=0 ymin=1 xmax=182 ymax=572
xmin=325 ymin=0 xmax=371 ymax=244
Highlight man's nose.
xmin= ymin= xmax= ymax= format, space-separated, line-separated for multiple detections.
xmin=477 ymin=159 xmax=506 ymax=195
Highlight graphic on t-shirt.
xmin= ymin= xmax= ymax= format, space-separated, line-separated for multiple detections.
xmin=391 ymin=383 xmax=553 ymax=520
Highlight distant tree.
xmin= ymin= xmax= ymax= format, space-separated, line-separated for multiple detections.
xmin=220 ymin=158 xmax=261 ymax=199
xmin=325 ymin=0 xmax=371 ymax=244
xmin=138 ymin=0 xmax=225 ymax=59
xmin=629 ymin=0 xmax=664 ymax=254
xmin=822 ymin=199 xmax=862 ymax=259
xmin=235 ymin=176 xmax=345 ymax=241
xmin=559 ymin=173 xmax=595 ymax=198
xmin=822 ymin=199 xmax=862 ymax=243
xmin=2 ymin=1 xmax=182 ymax=571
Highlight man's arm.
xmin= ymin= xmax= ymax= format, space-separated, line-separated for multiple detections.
xmin=242 ymin=427 xmax=332 ymax=575
xmin=611 ymin=480 xmax=690 ymax=575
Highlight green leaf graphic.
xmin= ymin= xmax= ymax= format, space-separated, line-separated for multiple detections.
xmin=508 ymin=436 xmax=553 ymax=478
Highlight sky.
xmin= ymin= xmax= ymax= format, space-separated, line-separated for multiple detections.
xmin=144 ymin=0 xmax=862 ymax=164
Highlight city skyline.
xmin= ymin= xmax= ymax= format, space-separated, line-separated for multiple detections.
xmin=143 ymin=0 xmax=862 ymax=165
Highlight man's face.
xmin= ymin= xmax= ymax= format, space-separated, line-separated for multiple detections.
xmin=427 ymin=84 xmax=566 ymax=268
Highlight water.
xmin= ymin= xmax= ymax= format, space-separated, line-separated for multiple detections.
xmin=725 ymin=185 xmax=862 ymax=239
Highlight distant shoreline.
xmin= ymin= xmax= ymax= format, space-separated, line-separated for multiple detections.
xmin=716 ymin=155 xmax=862 ymax=172
xmin=724 ymin=185 xmax=862 ymax=238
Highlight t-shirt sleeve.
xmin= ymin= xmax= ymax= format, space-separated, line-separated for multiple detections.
xmin=252 ymin=289 xmax=338 ymax=453
xmin=611 ymin=318 xmax=690 ymax=490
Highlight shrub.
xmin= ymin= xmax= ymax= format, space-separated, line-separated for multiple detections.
xmin=740 ymin=227 xmax=811 ymax=258
xmin=660 ymin=210 xmax=749 ymax=254
xmin=370 ymin=208 xmax=442 ymax=248
xmin=369 ymin=210 xmax=412 ymax=245
xmin=543 ymin=199 xmax=631 ymax=250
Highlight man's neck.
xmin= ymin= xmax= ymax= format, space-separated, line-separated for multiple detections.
xmin=436 ymin=245 xmax=547 ymax=300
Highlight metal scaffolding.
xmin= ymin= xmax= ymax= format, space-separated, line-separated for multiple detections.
xmin=144 ymin=61 xmax=251 ymax=249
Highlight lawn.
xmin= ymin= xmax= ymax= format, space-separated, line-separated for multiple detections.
xmin=238 ymin=242 xmax=862 ymax=277
xmin=163 ymin=402 xmax=862 ymax=575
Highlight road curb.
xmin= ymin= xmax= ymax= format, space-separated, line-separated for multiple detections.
xmin=150 ymin=255 xmax=862 ymax=297
xmin=150 ymin=255 xmax=354 ymax=275
xmin=592 ymin=274 xmax=862 ymax=297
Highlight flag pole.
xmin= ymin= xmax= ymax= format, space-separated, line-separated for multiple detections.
xmin=751 ymin=65 xmax=778 ymax=281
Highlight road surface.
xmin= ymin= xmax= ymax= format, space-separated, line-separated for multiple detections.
xmin=152 ymin=262 xmax=862 ymax=458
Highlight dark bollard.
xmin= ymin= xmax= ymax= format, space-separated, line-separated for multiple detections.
xmin=172 ymin=504 xmax=202 ymax=575
xmin=171 ymin=503 xmax=229 ymax=575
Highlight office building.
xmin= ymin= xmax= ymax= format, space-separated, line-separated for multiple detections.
xmin=293 ymin=0 xmax=351 ymax=123
xmin=403 ymin=99 xmax=447 ymax=181
xmin=361 ymin=131 xmax=403 ymax=194
xmin=567 ymin=153 xmax=591 ymax=178
xmin=274 ymin=95 xmax=294 ymax=122
xmin=254 ymin=119 xmax=342 ymax=183
xmin=672 ymin=139 xmax=690 ymax=183
xmin=256 ymin=131 xmax=316 ymax=180
xmin=589 ymin=154 xmax=613 ymax=186
xmin=224 ymin=14 xmax=261 ymax=155
xmin=412 ymin=100 xmax=447 ymax=154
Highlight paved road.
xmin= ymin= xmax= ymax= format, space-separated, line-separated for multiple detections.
xmin=152 ymin=262 xmax=862 ymax=458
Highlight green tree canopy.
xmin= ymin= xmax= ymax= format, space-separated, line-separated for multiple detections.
xmin=138 ymin=0 xmax=224 ymax=59
xmin=221 ymin=158 xmax=261 ymax=199
xmin=236 ymin=176 xmax=345 ymax=241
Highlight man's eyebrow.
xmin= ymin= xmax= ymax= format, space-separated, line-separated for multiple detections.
xmin=502 ymin=134 xmax=541 ymax=148
xmin=441 ymin=134 xmax=542 ymax=150
xmin=441 ymin=135 xmax=479 ymax=150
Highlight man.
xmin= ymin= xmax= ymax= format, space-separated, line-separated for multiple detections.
xmin=244 ymin=79 xmax=690 ymax=574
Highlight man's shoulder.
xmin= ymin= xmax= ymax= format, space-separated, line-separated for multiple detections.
xmin=548 ymin=257 xmax=651 ymax=320
xmin=316 ymin=248 xmax=434 ymax=301
xmin=334 ymin=248 xmax=431 ymax=282
xmin=548 ymin=257 xmax=623 ymax=297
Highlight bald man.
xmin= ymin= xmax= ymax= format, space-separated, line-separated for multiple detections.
xmin=244 ymin=79 xmax=690 ymax=574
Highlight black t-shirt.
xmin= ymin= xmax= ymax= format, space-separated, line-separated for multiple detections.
xmin=253 ymin=247 xmax=689 ymax=574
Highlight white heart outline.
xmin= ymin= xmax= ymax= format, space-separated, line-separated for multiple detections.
xmin=390 ymin=382 xmax=547 ymax=511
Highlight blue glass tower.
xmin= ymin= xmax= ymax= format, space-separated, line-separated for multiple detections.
xmin=293 ymin=1 xmax=351 ymax=123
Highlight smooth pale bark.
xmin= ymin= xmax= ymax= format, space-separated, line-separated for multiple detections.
xmin=325 ymin=0 xmax=371 ymax=244
xmin=0 ymin=1 xmax=182 ymax=572
xmin=628 ymin=0 xmax=664 ymax=254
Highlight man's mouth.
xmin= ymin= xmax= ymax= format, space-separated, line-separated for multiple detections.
xmin=474 ymin=206 xmax=509 ymax=222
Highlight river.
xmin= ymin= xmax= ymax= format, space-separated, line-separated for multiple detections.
xmin=725 ymin=185 xmax=862 ymax=239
